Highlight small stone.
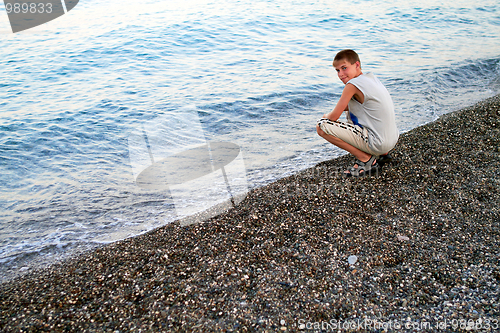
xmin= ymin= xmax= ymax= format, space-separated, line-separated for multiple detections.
xmin=397 ymin=235 xmax=410 ymax=241
xmin=348 ymin=255 xmax=358 ymax=265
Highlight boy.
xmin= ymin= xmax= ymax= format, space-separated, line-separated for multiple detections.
xmin=316 ymin=49 xmax=398 ymax=177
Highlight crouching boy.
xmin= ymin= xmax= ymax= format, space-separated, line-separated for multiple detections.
xmin=317 ymin=49 xmax=399 ymax=177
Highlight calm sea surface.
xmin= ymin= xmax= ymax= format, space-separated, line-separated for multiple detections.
xmin=1 ymin=0 xmax=499 ymax=281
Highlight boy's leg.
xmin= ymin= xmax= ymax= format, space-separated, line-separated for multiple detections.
xmin=316 ymin=119 xmax=378 ymax=162
xmin=316 ymin=119 xmax=380 ymax=176
xmin=316 ymin=124 xmax=373 ymax=163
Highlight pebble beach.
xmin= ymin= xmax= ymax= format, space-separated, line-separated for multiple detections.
xmin=1 ymin=95 xmax=499 ymax=332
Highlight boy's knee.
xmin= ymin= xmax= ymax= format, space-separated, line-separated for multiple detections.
xmin=316 ymin=124 xmax=325 ymax=137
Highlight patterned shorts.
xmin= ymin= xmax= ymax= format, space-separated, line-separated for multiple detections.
xmin=317 ymin=118 xmax=379 ymax=156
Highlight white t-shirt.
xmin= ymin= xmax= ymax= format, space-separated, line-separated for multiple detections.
xmin=347 ymin=73 xmax=399 ymax=154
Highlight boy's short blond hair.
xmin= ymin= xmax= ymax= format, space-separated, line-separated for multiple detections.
xmin=333 ymin=49 xmax=361 ymax=67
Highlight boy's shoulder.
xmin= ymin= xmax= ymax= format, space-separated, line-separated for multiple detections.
xmin=356 ymin=72 xmax=375 ymax=79
xmin=350 ymin=72 xmax=383 ymax=86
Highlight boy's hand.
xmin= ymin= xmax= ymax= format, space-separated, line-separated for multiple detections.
xmin=322 ymin=111 xmax=338 ymax=120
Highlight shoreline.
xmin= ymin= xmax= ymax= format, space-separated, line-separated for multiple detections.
xmin=1 ymin=95 xmax=499 ymax=332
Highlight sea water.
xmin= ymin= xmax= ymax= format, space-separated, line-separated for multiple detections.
xmin=1 ymin=0 xmax=499 ymax=281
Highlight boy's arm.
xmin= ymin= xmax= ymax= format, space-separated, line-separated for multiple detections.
xmin=323 ymin=84 xmax=359 ymax=121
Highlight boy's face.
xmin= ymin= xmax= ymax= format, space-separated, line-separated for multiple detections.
xmin=333 ymin=60 xmax=361 ymax=84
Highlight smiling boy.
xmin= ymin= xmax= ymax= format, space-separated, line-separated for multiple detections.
xmin=316 ymin=49 xmax=399 ymax=177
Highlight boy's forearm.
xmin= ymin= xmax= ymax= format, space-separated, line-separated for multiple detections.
xmin=323 ymin=84 xmax=354 ymax=121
